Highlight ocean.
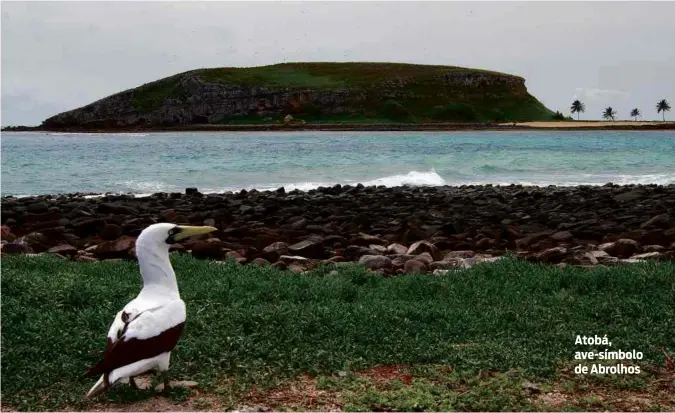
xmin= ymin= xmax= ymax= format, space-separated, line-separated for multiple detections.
xmin=1 ymin=130 xmax=674 ymax=197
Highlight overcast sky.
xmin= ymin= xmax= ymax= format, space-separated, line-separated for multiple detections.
xmin=2 ymin=1 xmax=674 ymax=125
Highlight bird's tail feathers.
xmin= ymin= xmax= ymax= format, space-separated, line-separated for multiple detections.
xmin=85 ymin=375 xmax=107 ymax=399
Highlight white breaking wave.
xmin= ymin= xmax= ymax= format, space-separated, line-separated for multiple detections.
xmin=116 ymin=180 xmax=180 ymax=194
xmin=360 ymin=170 xmax=447 ymax=187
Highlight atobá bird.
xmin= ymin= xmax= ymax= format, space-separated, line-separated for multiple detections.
xmin=85 ymin=223 xmax=217 ymax=398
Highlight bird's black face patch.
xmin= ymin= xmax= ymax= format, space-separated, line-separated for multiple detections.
xmin=166 ymin=226 xmax=181 ymax=244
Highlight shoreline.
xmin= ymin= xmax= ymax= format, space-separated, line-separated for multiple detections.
xmin=3 ymin=181 xmax=675 ymax=200
xmin=3 ymin=121 xmax=675 ymax=133
xmin=2 ymin=184 xmax=673 ymax=272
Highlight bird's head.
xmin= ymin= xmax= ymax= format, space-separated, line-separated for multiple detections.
xmin=137 ymin=223 xmax=217 ymax=249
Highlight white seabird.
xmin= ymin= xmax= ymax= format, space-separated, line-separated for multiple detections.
xmin=85 ymin=223 xmax=217 ymax=398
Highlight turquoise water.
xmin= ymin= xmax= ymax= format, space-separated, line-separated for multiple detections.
xmin=1 ymin=131 xmax=674 ymax=196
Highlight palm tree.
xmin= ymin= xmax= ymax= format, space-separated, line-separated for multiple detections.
xmin=656 ymin=99 xmax=671 ymax=121
xmin=570 ymin=99 xmax=585 ymax=120
xmin=602 ymin=106 xmax=617 ymax=121
xmin=630 ymin=108 xmax=641 ymax=121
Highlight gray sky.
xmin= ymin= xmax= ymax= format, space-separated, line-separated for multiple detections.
xmin=2 ymin=1 xmax=674 ymax=126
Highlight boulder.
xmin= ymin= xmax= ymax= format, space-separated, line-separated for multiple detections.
xmin=350 ymin=233 xmax=388 ymax=246
xmin=413 ymin=252 xmax=434 ymax=265
xmin=599 ymin=239 xmax=640 ymax=258
xmin=403 ymin=259 xmax=427 ymax=274
xmin=475 ymin=237 xmax=496 ymax=250
xmin=261 ymin=242 xmax=289 ymax=262
xmin=406 ymin=240 xmax=440 ymax=260
xmin=101 ymin=224 xmax=124 ymax=240
xmin=288 ymin=237 xmax=325 ymax=259
xmin=191 ymin=240 xmax=226 ymax=259
xmin=565 ymin=251 xmax=599 ymax=266
xmin=1 ymin=225 xmax=16 ymax=242
xmin=631 ymin=252 xmax=662 ymax=260
xmin=17 ymin=232 xmax=52 ymax=252
xmin=92 ymin=236 xmax=136 ymax=259
xmin=358 ymin=255 xmax=393 ymax=271
xmin=1 ymin=243 xmax=35 ymax=254
xmin=386 ymin=243 xmax=408 ymax=255
xmin=226 ymin=250 xmax=247 ymax=264
xmin=47 ymin=244 xmax=78 ymax=256
xmin=551 ymin=231 xmax=573 ymax=242
xmin=343 ymin=245 xmax=379 ymax=261
xmin=251 ymin=257 xmax=271 ymax=266
xmin=443 ymin=250 xmax=475 ymax=259
xmin=640 ymin=213 xmax=670 ymax=229
xmin=535 ymin=247 xmax=569 ymax=263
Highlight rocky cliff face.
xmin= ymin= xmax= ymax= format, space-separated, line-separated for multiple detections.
xmin=42 ymin=64 xmax=546 ymax=128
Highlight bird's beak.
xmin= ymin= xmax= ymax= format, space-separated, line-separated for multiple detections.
xmin=173 ymin=225 xmax=217 ymax=241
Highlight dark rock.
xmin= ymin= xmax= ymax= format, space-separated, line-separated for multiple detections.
xmin=444 ymin=250 xmax=475 ymax=259
xmin=534 ymin=247 xmax=569 ymax=263
xmin=643 ymin=245 xmax=666 ymax=253
xmin=599 ymin=239 xmax=640 ymax=258
xmin=290 ymin=218 xmax=308 ymax=230
xmin=613 ymin=190 xmax=645 ymax=203
xmin=251 ymin=257 xmax=271 ymax=266
xmin=185 ymin=188 xmax=200 ymax=195
xmin=350 ymin=233 xmax=387 ymax=246
xmin=191 ymin=240 xmax=225 ymax=259
xmin=565 ymin=251 xmax=599 ymax=266
xmin=17 ymin=232 xmax=53 ymax=252
xmin=1 ymin=225 xmax=16 ymax=242
xmin=406 ymin=240 xmax=440 ymax=260
xmin=386 ymin=243 xmax=408 ymax=255
xmin=343 ymin=245 xmax=377 ymax=261
xmin=551 ymin=231 xmax=574 ymax=242
xmin=92 ymin=236 xmax=137 ymax=259
xmin=666 ymin=227 xmax=675 ymax=241
xmin=1 ymin=243 xmax=35 ymax=254
xmin=261 ymin=242 xmax=289 ymax=262
xmin=226 ymin=250 xmax=247 ymax=264
xmin=289 ymin=236 xmax=326 ymax=259
xmin=640 ymin=213 xmax=669 ymax=229
xmin=403 ymin=259 xmax=427 ymax=274
xmin=475 ymin=237 xmax=496 ymax=250
xmin=26 ymin=202 xmax=49 ymax=213
xmin=640 ymin=230 xmax=670 ymax=247
xmin=98 ymin=202 xmax=139 ymax=215
xmin=631 ymin=252 xmax=663 ymax=260
xmin=47 ymin=244 xmax=78 ymax=256
xmin=101 ymin=224 xmax=124 ymax=240
xmin=516 ymin=231 xmax=553 ymax=249
xmin=358 ymin=255 xmax=393 ymax=270
xmin=413 ymin=252 xmax=434 ymax=265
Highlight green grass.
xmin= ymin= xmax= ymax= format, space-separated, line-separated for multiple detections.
xmin=125 ymin=62 xmax=555 ymax=122
xmin=196 ymin=62 xmax=515 ymax=89
xmin=1 ymin=256 xmax=673 ymax=410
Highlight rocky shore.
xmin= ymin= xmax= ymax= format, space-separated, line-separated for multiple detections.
xmin=2 ymin=184 xmax=674 ymax=273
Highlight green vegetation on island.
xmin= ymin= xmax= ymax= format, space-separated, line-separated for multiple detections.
xmin=41 ymin=62 xmax=557 ymax=129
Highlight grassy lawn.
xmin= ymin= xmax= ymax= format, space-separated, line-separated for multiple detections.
xmin=1 ymin=256 xmax=674 ymax=411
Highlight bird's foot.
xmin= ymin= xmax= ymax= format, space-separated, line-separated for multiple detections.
xmin=131 ymin=376 xmax=153 ymax=390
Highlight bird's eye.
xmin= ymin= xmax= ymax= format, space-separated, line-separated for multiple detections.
xmin=168 ymin=228 xmax=176 ymax=235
